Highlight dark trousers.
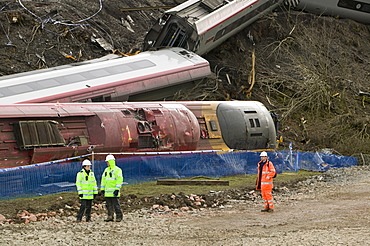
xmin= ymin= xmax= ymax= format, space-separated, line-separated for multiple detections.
xmin=105 ymin=197 xmax=123 ymax=220
xmin=77 ymin=199 xmax=93 ymax=221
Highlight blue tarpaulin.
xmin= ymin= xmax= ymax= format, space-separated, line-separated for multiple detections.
xmin=0 ymin=150 xmax=358 ymax=200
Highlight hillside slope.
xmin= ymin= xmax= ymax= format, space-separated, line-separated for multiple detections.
xmin=0 ymin=0 xmax=369 ymax=155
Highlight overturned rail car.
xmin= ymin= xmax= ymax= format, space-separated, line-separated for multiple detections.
xmin=143 ymin=0 xmax=300 ymax=55
xmin=0 ymin=101 xmax=276 ymax=168
xmin=296 ymin=0 xmax=370 ymax=24
xmin=0 ymin=47 xmax=211 ymax=104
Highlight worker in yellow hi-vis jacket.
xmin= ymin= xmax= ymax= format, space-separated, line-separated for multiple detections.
xmin=76 ymin=159 xmax=98 ymax=222
xmin=100 ymin=154 xmax=123 ymax=222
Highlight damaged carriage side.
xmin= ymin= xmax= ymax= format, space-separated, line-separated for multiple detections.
xmin=143 ymin=0 xmax=300 ymax=55
xmin=0 ymin=101 xmax=277 ymax=168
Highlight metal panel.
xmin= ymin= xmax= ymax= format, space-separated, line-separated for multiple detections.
xmin=14 ymin=120 xmax=65 ymax=149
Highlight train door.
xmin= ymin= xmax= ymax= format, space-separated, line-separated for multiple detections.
xmin=160 ymin=23 xmax=187 ymax=48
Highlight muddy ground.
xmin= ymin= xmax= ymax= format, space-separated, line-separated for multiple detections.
xmin=1 ymin=165 xmax=369 ymax=245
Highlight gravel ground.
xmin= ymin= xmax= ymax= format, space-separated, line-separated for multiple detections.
xmin=1 ymin=165 xmax=370 ymax=245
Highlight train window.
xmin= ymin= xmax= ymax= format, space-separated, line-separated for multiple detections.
xmin=63 ymin=74 xmax=86 ymax=83
xmin=244 ymin=110 xmax=257 ymax=114
xmin=37 ymin=79 xmax=61 ymax=88
xmin=88 ymin=69 xmax=110 ymax=77
xmin=249 ymin=119 xmax=261 ymax=127
xmin=106 ymin=65 xmax=132 ymax=73
xmin=255 ymin=119 xmax=261 ymax=127
xmin=8 ymin=84 xmax=33 ymax=93
xmin=129 ymin=60 xmax=156 ymax=69
xmin=209 ymin=121 xmax=218 ymax=131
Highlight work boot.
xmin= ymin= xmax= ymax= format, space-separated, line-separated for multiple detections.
xmin=268 ymin=209 xmax=274 ymax=213
xmin=115 ymin=218 xmax=122 ymax=222
xmin=261 ymin=206 xmax=269 ymax=212
xmin=104 ymin=216 xmax=114 ymax=222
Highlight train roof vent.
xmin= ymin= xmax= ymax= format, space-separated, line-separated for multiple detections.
xmin=14 ymin=120 xmax=65 ymax=150
xmin=201 ymin=0 xmax=227 ymax=11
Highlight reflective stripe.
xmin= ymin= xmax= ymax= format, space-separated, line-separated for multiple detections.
xmin=80 ymin=189 xmax=98 ymax=192
xmin=261 ymin=182 xmax=273 ymax=185
xmin=80 ymin=181 xmax=96 ymax=184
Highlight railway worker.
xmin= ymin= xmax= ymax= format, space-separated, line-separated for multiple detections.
xmin=76 ymin=159 xmax=98 ymax=222
xmin=100 ymin=154 xmax=124 ymax=222
xmin=256 ymin=151 xmax=276 ymax=213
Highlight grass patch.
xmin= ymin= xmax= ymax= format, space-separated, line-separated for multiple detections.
xmin=122 ymin=170 xmax=320 ymax=197
xmin=0 ymin=170 xmax=320 ymax=217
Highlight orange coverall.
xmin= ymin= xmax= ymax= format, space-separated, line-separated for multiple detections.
xmin=256 ymin=160 xmax=276 ymax=210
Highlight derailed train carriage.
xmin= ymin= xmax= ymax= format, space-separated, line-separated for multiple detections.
xmin=296 ymin=0 xmax=370 ymax=24
xmin=0 ymin=101 xmax=277 ymax=168
xmin=143 ymin=0 xmax=369 ymax=55
xmin=143 ymin=0 xmax=300 ymax=55
xmin=0 ymin=47 xmax=211 ymax=104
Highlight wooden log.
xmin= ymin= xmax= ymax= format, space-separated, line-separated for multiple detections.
xmin=156 ymin=179 xmax=229 ymax=186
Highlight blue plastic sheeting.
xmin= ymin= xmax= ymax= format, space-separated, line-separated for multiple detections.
xmin=0 ymin=151 xmax=358 ymax=200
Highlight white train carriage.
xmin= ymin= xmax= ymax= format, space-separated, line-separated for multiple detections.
xmin=0 ymin=48 xmax=211 ymax=104
xmin=143 ymin=0 xmax=300 ymax=55
xmin=296 ymin=0 xmax=370 ymax=24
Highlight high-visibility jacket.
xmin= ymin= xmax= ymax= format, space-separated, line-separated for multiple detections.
xmin=76 ymin=168 xmax=98 ymax=199
xmin=100 ymin=161 xmax=123 ymax=197
xmin=255 ymin=160 xmax=276 ymax=190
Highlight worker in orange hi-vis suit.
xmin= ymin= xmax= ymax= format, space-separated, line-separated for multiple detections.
xmin=256 ymin=151 xmax=277 ymax=212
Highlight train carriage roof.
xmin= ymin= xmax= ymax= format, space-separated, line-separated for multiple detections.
xmin=166 ymin=0 xmax=262 ymax=35
xmin=0 ymin=48 xmax=209 ymax=104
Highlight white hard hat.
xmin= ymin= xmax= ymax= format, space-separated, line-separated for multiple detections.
xmin=82 ymin=159 xmax=92 ymax=166
xmin=260 ymin=151 xmax=268 ymax=157
xmin=105 ymin=154 xmax=115 ymax=161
